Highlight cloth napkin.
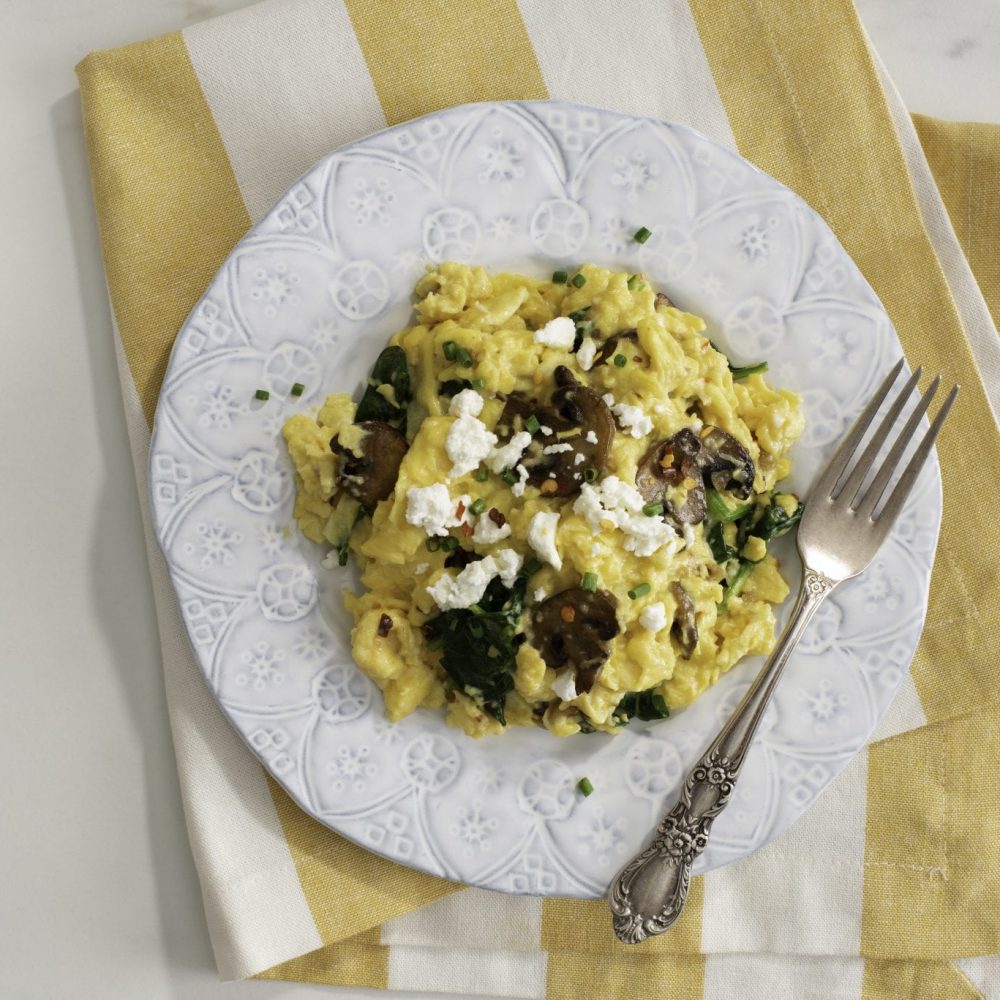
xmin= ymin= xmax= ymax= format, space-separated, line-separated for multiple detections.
xmin=76 ymin=0 xmax=1000 ymax=996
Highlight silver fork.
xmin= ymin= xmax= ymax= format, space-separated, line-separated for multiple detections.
xmin=608 ymin=359 xmax=959 ymax=944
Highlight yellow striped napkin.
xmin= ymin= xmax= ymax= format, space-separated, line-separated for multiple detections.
xmin=76 ymin=1 xmax=1000 ymax=996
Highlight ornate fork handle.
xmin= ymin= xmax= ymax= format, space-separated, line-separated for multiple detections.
xmin=608 ymin=567 xmax=836 ymax=944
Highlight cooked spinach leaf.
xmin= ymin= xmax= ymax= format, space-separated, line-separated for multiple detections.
xmin=718 ymin=559 xmax=756 ymax=612
xmin=613 ymin=687 xmax=671 ymax=725
xmin=729 ymin=361 xmax=768 ymax=380
xmin=751 ymin=494 xmax=804 ymax=541
xmin=708 ymin=522 xmax=738 ymax=565
xmin=438 ymin=378 xmax=474 ymax=397
xmin=425 ymin=574 xmax=527 ymax=725
xmin=355 ymin=346 xmax=411 ymax=428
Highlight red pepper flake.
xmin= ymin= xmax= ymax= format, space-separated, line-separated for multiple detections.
xmin=460 ymin=522 xmax=474 ymax=537
xmin=560 ymin=604 xmax=576 ymax=623
xmin=455 ymin=500 xmax=466 ymax=519
xmin=488 ymin=507 xmax=506 ymax=528
xmin=377 ymin=613 xmax=393 ymax=637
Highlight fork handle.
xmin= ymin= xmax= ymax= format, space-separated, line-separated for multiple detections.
xmin=608 ymin=567 xmax=836 ymax=943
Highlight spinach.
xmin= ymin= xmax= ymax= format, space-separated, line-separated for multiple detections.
xmin=425 ymin=574 xmax=527 ymax=725
xmin=568 ymin=307 xmax=593 ymax=352
xmin=613 ymin=687 xmax=671 ymax=725
xmin=708 ymin=522 xmax=738 ymax=565
xmin=706 ymin=488 xmax=754 ymax=522
xmin=751 ymin=494 xmax=804 ymax=541
xmin=709 ymin=341 xmax=768 ymax=381
xmin=718 ymin=559 xmax=756 ymax=612
xmin=438 ymin=378 xmax=473 ymax=397
xmin=355 ymin=346 xmax=411 ymax=428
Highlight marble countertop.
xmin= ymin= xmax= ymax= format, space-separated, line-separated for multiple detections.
xmin=1 ymin=2 xmax=998 ymax=998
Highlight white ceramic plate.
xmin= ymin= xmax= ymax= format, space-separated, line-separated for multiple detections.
xmin=149 ymin=101 xmax=940 ymax=897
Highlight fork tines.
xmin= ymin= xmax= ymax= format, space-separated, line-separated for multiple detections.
xmin=816 ymin=358 xmax=958 ymax=529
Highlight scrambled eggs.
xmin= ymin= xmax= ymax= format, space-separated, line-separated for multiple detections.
xmin=284 ymin=263 xmax=804 ymax=738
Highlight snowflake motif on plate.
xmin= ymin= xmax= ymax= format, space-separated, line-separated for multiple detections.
xmin=486 ymin=215 xmax=517 ymax=241
xmin=184 ymin=519 xmax=243 ymax=568
xmin=580 ymin=808 xmax=628 ymax=867
xmin=349 ymin=177 xmax=395 ymax=227
xmin=737 ymin=214 xmax=779 ymax=263
xmin=610 ymin=149 xmax=661 ymax=202
xmin=327 ymin=745 xmax=377 ymax=792
xmin=795 ymin=678 xmax=850 ymax=735
xmin=193 ymin=380 xmax=248 ymax=431
xmin=256 ymin=521 xmax=285 ymax=558
xmin=478 ymin=131 xmax=526 ymax=183
xmin=599 ymin=215 xmax=637 ymax=254
xmin=250 ymin=262 xmax=300 ymax=317
xmin=237 ymin=641 xmax=286 ymax=690
xmin=450 ymin=800 xmax=499 ymax=855
xmin=309 ymin=317 xmax=340 ymax=352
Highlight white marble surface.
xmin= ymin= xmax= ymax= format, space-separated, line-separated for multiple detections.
xmin=0 ymin=2 xmax=997 ymax=999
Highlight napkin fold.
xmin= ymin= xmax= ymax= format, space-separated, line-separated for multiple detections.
xmin=77 ymin=1 xmax=1000 ymax=996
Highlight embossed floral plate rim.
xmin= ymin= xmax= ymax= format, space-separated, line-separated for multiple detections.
xmin=148 ymin=100 xmax=941 ymax=898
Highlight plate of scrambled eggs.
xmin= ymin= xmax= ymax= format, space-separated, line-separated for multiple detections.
xmin=149 ymin=101 xmax=940 ymax=896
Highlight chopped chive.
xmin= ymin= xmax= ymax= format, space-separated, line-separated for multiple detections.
xmin=577 ymin=777 xmax=594 ymax=796
xmin=425 ymin=537 xmax=441 ymax=552
xmin=471 ymin=377 xmax=486 ymax=390
xmin=642 ymin=502 xmax=664 ymax=517
xmin=500 ymin=469 xmax=518 ymax=486
xmin=634 ymin=226 xmax=652 ymax=244
xmin=337 ymin=549 xmax=349 ymax=567
xmin=613 ymin=354 xmax=627 ymax=368
xmin=455 ymin=347 xmax=473 ymax=367
xmin=628 ymin=582 xmax=652 ymax=600
xmin=583 ymin=467 xmax=598 ymax=483
xmin=290 ymin=382 xmax=305 ymax=396
xmin=571 ymin=273 xmax=586 ymax=288
xmin=552 ymin=270 xmax=568 ymax=284
xmin=581 ymin=572 xmax=599 ymax=592
xmin=523 ymin=558 xmax=544 ymax=577
xmin=427 ymin=637 xmax=444 ymax=652
xmin=626 ymin=273 xmax=639 ymax=290
xmin=470 ymin=498 xmax=487 ymax=516
xmin=568 ymin=308 xmax=591 ymax=322
xmin=730 ymin=361 xmax=768 ymax=381
xmin=254 ymin=388 xmax=270 ymax=401
xmin=443 ymin=340 xmax=458 ymax=361
xmin=525 ymin=414 xmax=541 ymax=434
xmin=474 ymin=467 xmax=489 ymax=482
xmin=440 ymin=536 xmax=459 ymax=552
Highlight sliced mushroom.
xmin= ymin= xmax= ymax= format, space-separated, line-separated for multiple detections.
xmin=636 ymin=429 xmax=707 ymax=525
xmin=698 ymin=427 xmax=755 ymax=500
xmin=654 ymin=291 xmax=675 ymax=309
xmin=531 ymin=587 xmax=620 ymax=694
xmin=669 ymin=582 xmax=698 ymax=659
xmin=332 ymin=420 xmax=408 ymax=514
xmin=496 ymin=366 xmax=614 ymax=496
xmin=594 ymin=329 xmax=638 ymax=367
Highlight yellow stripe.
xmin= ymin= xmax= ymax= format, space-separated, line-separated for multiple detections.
xmin=862 ymin=958 xmax=983 ymax=999
xmin=342 ymin=0 xmax=547 ymax=125
xmin=256 ymin=935 xmax=389 ymax=987
xmin=266 ymin=775 xmax=459 ymax=947
xmin=687 ymin=0 xmax=1000 ymax=725
xmin=542 ymin=882 xmax=705 ymax=997
xmin=76 ymin=34 xmax=250 ymax=428
xmin=914 ymin=114 xmax=1000 ymax=332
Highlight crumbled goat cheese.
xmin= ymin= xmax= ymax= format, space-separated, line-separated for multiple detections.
xmin=448 ymin=388 xmax=484 ymax=418
xmin=612 ymin=401 xmax=653 ymax=439
xmin=426 ymin=548 xmax=522 ymax=610
xmin=539 ymin=424 xmax=553 ymax=435
xmin=472 ymin=514 xmax=512 ymax=544
xmin=414 ymin=562 xmax=429 ymax=575
xmin=574 ymin=452 xmax=586 ymax=465
xmin=534 ymin=316 xmax=576 ymax=350
xmin=528 ymin=510 xmax=562 ymax=570
xmin=405 ymin=484 xmax=472 ymax=536
xmin=585 ymin=430 xmax=598 ymax=445
xmin=487 ymin=431 xmax=532 ymax=474
xmin=533 ymin=588 xmax=547 ymax=602
xmin=572 ymin=476 xmax=681 ymax=558
xmin=639 ymin=602 xmax=668 ymax=633
xmin=446 ymin=415 xmax=498 ymax=477
xmin=542 ymin=442 xmax=573 ymax=455
xmin=511 ymin=463 xmax=530 ymax=498
xmin=550 ymin=669 xmax=579 ymax=702
xmin=576 ymin=338 xmax=597 ymax=371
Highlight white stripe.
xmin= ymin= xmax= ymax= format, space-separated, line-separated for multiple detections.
xmin=955 ymin=956 xmax=1000 ymax=999
xmin=701 ymin=748 xmax=867 ymax=955
xmin=704 ymin=955 xmax=864 ymax=1000
xmin=518 ymin=0 xmax=737 ymax=150
xmin=380 ymin=887 xmax=542 ymax=951
xmin=184 ymin=0 xmax=387 ymax=223
xmin=387 ymin=945 xmax=547 ymax=999
xmin=112 ymin=328 xmax=322 ymax=979
xmin=868 ymin=39 xmax=1000 ymax=426
xmin=870 ymin=671 xmax=927 ymax=742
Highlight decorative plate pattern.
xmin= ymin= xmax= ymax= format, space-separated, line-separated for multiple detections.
xmin=149 ymin=101 xmax=941 ymax=896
